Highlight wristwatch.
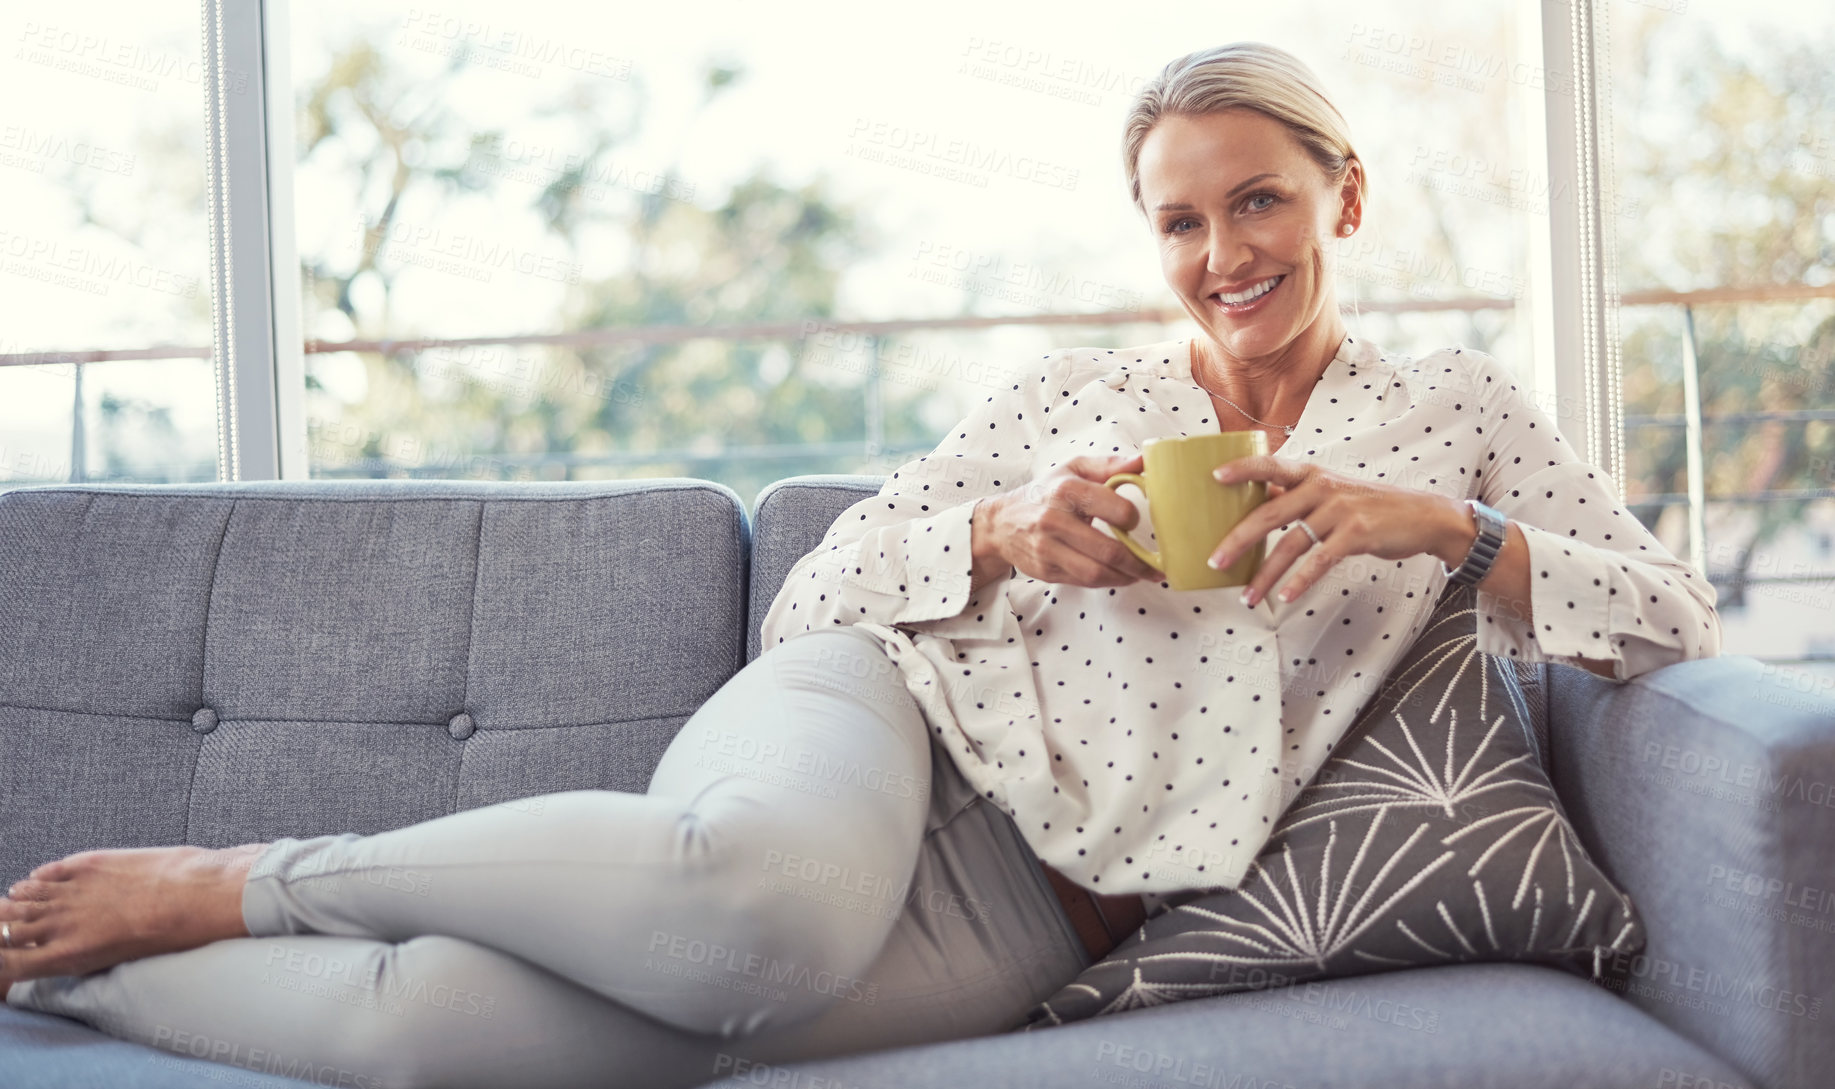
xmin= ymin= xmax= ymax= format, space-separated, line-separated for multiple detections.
xmin=1442 ymin=499 xmax=1507 ymax=587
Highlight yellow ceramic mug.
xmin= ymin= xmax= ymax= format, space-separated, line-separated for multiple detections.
xmin=1102 ymin=431 xmax=1269 ymax=590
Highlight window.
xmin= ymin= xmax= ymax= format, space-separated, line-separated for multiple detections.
xmin=287 ymin=0 xmax=1546 ymax=504
xmin=1606 ymin=0 xmax=1835 ymax=668
xmin=0 ymin=0 xmax=219 ymax=484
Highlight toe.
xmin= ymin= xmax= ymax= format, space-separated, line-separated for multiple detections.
xmin=26 ymin=856 xmax=83 ymax=882
xmin=5 ymin=881 xmax=55 ymax=903
xmin=2 ymin=915 xmax=51 ymax=949
xmin=0 ymin=942 xmax=75 ymax=982
xmin=0 ymin=900 xmax=51 ymax=946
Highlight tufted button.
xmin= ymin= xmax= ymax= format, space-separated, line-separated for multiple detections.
xmin=447 ymin=712 xmax=476 ymax=741
xmin=191 ymin=708 xmax=218 ymax=735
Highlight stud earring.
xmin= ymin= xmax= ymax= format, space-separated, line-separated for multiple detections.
xmin=1340 ymin=223 xmax=1355 ymax=236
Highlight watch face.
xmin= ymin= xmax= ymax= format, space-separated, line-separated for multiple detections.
xmin=1472 ymin=500 xmax=1506 ymax=541
xmin=1450 ymin=500 xmax=1504 ymax=586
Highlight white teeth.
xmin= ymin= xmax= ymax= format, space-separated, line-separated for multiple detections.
xmin=1216 ymin=276 xmax=1281 ymax=305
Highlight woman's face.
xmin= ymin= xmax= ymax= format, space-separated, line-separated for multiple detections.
xmin=1137 ymin=108 xmax=1359 ymax=366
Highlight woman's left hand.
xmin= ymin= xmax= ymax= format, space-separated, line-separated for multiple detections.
xmin=1207 ymin=456 xmax=1467 ymax=607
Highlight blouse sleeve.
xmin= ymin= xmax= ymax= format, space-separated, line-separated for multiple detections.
xmin=1465 ymin=350 xmax=1722 ymax=680
xmin=758 ymin=350 xmax=1068 ymax=649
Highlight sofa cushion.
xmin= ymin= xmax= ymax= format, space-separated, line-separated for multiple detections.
xmin=0 ymin=480 xmax=749 ymax=883
xmin=0 ymin=1005 xmax=314 ymax=1089
xmin=691 ymin=962 xmax=1755 ymax=1089
xmin=1020 ymin=581 xmax=1644 ymax=1028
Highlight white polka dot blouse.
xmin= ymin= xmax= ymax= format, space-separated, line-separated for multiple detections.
xmin=760 ymin=333 xmax=1722 ymax=896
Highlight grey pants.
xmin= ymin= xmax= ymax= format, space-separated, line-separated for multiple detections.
xmin=7 ymin=626 xmax=1091 ymax=1089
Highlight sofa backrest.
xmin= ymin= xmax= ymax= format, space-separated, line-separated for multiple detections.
xmin=745 ymin=474 xmax=883 ymax=662
xmin=1 ymin=473 xmax=1550 ymax=886
xmin=0 ymin=480 xmax=749 ymax=885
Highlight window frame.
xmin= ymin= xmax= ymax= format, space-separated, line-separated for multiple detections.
xmin=204 ymin=0 xmax=306 ymax=481
xmin=1530 ymin=0 xmax=1626 ymax=493
xmin=205 ymin=0 xmax=1613 ymax=486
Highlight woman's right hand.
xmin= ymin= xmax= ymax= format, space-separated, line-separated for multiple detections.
xmin=969 ymin=453 xmax=1162 ymax=589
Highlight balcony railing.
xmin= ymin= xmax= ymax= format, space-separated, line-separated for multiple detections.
xmin=5 ymin=283 xmax=1832 ymax=662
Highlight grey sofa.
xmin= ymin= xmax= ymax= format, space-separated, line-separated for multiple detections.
xmin=1 ymin=477 xmax=1829 ymax=1089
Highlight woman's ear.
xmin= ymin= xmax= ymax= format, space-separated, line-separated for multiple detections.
xmin=1339 ymin=159 xmax=1365 ymax=231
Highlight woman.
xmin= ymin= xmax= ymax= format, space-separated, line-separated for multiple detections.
xmin=0 ymin=42 xmax=1717 ymax=1089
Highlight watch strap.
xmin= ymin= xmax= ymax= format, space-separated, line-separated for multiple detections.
xmin=1442 ymin=499 xmax=1507 ymax=586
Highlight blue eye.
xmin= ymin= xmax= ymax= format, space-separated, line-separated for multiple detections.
xmin=1245 ymin=193 xmax=1277 ymax=212
xmin=1163 ymin=217 xmax=1196 ymax=235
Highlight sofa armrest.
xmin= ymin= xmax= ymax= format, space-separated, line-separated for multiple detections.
xmin=1547 ymin=655 xmax=1835 ymax=1089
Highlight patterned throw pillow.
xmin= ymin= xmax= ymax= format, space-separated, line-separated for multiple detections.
xmin=1020 ymin=582 xmax=1644 ymax=1028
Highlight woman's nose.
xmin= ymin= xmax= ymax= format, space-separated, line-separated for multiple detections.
xmin=1204 ymin=224 xmax=1252 ymax=278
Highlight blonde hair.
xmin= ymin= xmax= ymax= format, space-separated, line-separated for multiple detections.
xmin=1122 ymin=43 xmax=1363 ymax=217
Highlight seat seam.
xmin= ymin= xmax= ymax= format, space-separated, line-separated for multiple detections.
xmin=0 ymin=705 xmax=702 ymax=731
xmin=183 ymin=499 xmax=237 ymax=844
xmin=452 ymin=500 xmax=487 ymax=814
xmin=0 ymin=701 xmax=199 ymax=724
xmin=10 ymin=483 xmax=731 ymax=505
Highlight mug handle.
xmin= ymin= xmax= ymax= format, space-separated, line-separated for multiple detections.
xmin=1101 ymin=473 xmax=1164 ymax=574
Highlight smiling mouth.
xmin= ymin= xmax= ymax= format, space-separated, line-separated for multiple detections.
xmin=1211 ymin=274 xmax=1285 ymax=313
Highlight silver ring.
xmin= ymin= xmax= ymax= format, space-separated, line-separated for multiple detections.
xmin=2 ymin=921 xmax=12 ymax=949
xmin=1296 ymin=519 xmax=1321 ymax=545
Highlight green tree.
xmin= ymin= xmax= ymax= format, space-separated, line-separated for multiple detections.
xmin=1611 ymin=12 xmax=1835 ymax=605
xmin=295 ymin=35 xmax=933 ymax=504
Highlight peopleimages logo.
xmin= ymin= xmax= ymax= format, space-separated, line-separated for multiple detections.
xmin=14 ymin=22 xmax=250 ymax=94
xmin=845 ymin=117 xmax=1079 ymax=191
xmin=800 ymin=320 xmax=1033 ymax=392
xmin=695 ymin=727 xmax=929 ymax=802
xmin=956 ymin=37 xmax=1151 ymax=102
xmin=0 ymin=229 xmax=200 ymax=298
xmin=1597 ymin=950 xmax=1822 ymax=1020
xmin=908 ymin=241 xmax=1143 ymax=311
xmin=0 ymin=124 xmax=136 ymax=175
xmin=150 ymin=1026 xmax=386 ymax=1089
xmin=1642 ymin=741 xmax=1835 ymax=810
xmin=645 ymin=931 xmax=880 ymax=1006
xmin=350 ymin=217 xmax=583 ymax=285
xmin=397 ymin=8 xmax=631 ymax=81
xmin=1705 ymin=864 xmax=1835 ymax=914
xmin=756 ymin=848 xmax=993 ymax=924
xmin=1092 ymin=1041 xmax=1298 ymax=1089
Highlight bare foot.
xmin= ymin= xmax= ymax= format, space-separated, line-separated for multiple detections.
xmin=0 ymin=843 xmax=266 ymax=986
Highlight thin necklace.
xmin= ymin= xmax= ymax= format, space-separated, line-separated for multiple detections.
xmin=1192 ymin=341 xmax=1295 ymax=437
